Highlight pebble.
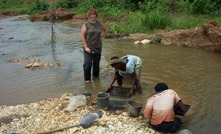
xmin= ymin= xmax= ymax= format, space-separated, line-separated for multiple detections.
xmin=0 ymin=93 xmax=157 ymax=134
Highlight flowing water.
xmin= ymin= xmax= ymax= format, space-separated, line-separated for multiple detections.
xmin=0 ymin=15 xmax=221 ymax=134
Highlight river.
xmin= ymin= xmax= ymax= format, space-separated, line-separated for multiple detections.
xmin=0 ymin=15 xmax=221 ymax=134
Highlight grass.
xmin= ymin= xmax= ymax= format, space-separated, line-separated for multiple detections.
xmin=107 ymin=12 xmax=221 ymax=35
xmin=0 ymin=8 xmax=29 ymax=14
xmin=165 ymin=15 xmax=207 ymax=31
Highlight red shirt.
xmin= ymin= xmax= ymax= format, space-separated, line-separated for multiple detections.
xmin=143 ymin=89 xmax=181 ymax=125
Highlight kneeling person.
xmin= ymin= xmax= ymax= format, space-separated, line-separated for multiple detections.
xmin=143 ymin=83 xmax=187 ymax=132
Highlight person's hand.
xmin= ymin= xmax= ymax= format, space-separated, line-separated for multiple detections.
xmin=85 ymin=47 xmax=91 ymax=54
xmin=136 ymin=82 xmax=142 ymax=94
xmin=135 ymin=78 xmax=142 ymax=94
xmin=106 ymin=85 xmax=112 ymax=92
xmin=128 ymin=87 xmax=134 ymax=97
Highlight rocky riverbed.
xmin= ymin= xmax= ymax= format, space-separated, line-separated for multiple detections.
xmin=0 ymin=93 xmax=158 ymax=134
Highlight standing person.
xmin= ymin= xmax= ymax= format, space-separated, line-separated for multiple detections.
xmin=143 ymin=83 xmax=188 ymax=133
xmin=81 ymin=8 xmax=108 ymax=83
xmin=108 ymin=55 xmax=142 ymax=96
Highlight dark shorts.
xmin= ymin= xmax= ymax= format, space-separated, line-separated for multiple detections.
xmin=150 ymin=118 xmax=181 ymax=133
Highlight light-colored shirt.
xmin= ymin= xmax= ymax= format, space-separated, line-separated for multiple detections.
xmin=143 ymin=89 xmax=181 ymax=125
xmin=116 ymin=55 xmax=142 ymax=76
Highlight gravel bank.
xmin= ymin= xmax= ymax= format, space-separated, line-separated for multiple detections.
xmin=0 ymin=93 xmax=158 ymax=134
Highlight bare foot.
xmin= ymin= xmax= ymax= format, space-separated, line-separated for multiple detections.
xmin=85 ymin=80 xmax=90 ymax=83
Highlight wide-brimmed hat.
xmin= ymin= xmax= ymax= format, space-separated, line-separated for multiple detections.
xmin=109 ymin=58 xmax=121 ymax=66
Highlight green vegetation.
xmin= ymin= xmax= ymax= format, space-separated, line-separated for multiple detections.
xmin=28 ymin=0 xmax=50 ymax=14
xmin=0 ymin=0 xmax=30 ymax=13
xmin=1 ymin=0 xmax=221 ymax=34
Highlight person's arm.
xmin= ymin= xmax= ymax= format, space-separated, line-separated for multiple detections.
xmin=131 ymin=72 xmax=136 ymax=91
xmin=130 ymin=72 xmax=142 ymax=94
xmin=143 ymin=101 xmax=153 ymax=119
xmin=101 ymin=23 xmax=108 ymax=39
xmin=175 ymin=100 xmax=191 ymax=116
xmin=176 ymin=100 xmax=187 ymax=112
xmin=173 ymin=90 xmax=190 ymax=116
xmin=81 ymin=23 xmax=91 ymax=54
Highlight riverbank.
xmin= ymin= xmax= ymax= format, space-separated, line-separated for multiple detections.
xmin=31 ymin=8 xmax=221 ymax=53
xmin=0 ymin=93 xmax=158 ymax=134
xmin=1 ymin=9 xmax=221 ymax=53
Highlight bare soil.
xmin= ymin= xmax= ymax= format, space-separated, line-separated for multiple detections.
xmin=1 ymin=9 xmax=221 ymax=53
xmin=0 ymin=12 xmax=20 ymax=19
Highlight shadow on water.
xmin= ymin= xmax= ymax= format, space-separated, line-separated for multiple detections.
xmin=0 ymin=15 xmax=221 ymax=134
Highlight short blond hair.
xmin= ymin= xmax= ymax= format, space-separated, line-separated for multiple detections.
xmin=87 ymin=8 xmax=98 ymax=18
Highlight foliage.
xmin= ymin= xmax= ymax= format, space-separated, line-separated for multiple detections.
xmin=0 ymin=0 xmax=31 ymax=13
xmin=0 ymin=8 xmax=28 ymax=14
xmin=28 ymin=0 xmax=49 ymax=14
xmin=191 ymin=0 xmax=215 ymax=15
xmin=99 ymin=6 xmax=125 ymax=21
xmin=108 ymin=11 xmax=149 ymax=35
xmin=166 ymin=15 xmax=206 ymax=30
xmin=0 ymin=0 xmax=26 ymax=8
xmin=142 ymin=10 xmax=172 ymax=31
xmin=55 ymin=0 xmax=81 ymax=9
xmin=139 ymin=0 xmax=172 ymax=13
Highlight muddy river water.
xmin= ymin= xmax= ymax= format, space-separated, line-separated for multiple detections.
xmin=0 ymin=15 xmax=221 ymax=133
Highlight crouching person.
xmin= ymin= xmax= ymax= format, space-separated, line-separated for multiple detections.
xmin=143 ymin=83 xmax=187 ymax=133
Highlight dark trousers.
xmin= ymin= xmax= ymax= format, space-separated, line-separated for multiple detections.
xmin=151 ymin=118 xmax=181 ymax=133
xmin=83 ymin=50 xmax=101 ymax=81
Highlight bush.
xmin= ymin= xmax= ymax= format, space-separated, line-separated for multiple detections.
xmin=142 ymin=10 xmax=172 ymax=30
xmin=55 ymin=0 xmax=81 ymax=9
xmin=139 ymin=0 xmax=172 ymax=13
xmin=108 ymin=11 xmax=150 ymax=35
xmin=28 ymin=0 xmax=49 ymax=14
xmin=0 ymin=0 xmax=25 ymax=8
xmin=191 ymin=0 xmax=215 ymax=15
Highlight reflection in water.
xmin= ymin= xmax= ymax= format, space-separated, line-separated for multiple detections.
xmin=0 ymin=15 xmax=221 ymax=134
xmin=50 ymin=14 xmax=58 ymax=65
xmin=64 ymin=62 xmax=74 ymax=82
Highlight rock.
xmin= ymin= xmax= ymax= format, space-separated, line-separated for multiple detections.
xmin=141 ymin=39 xmax=151 ymax=44
xmin=98 ymin=111 xmax=110 ymax=126
xmin=9 ymin=58 xmax=56 ymax=69
xmin=133 ymin=40 xmax=142 ymax=44
xmin=0 ymin=93 xmax=156 ymax=134
xmin=115 ymin=110 xmax=121 ymax=115
xmin=122 ymin=112 xmax=128 ymax=116
xmin=25 ymin=63 xmax=32 ymax=68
